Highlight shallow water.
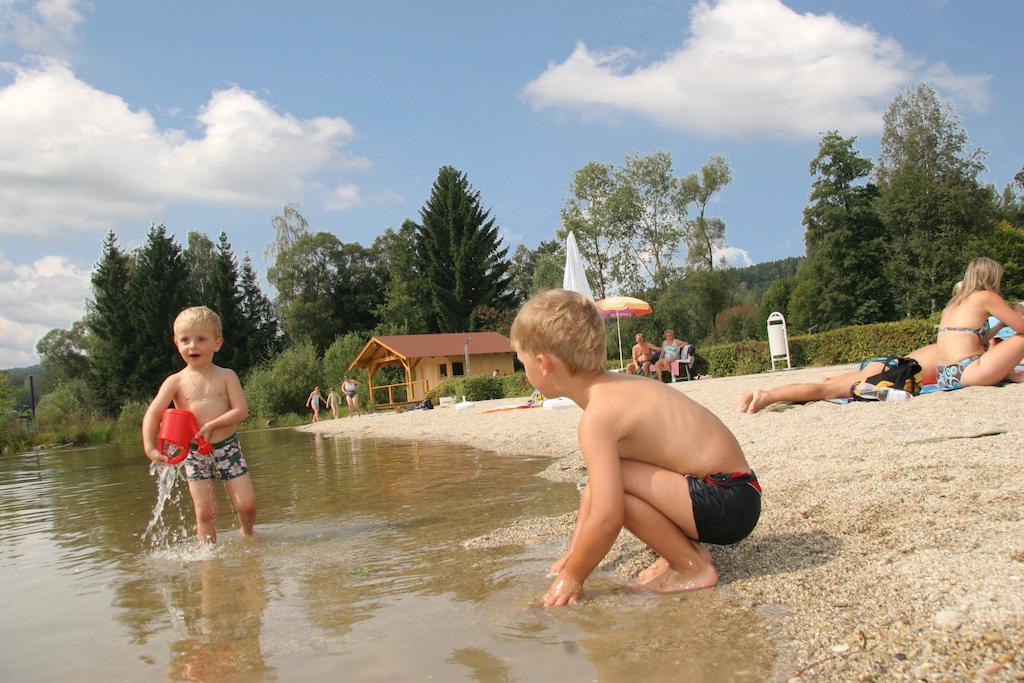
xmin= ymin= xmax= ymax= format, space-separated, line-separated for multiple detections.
xmin=0 ymin=429 xmax=777 ymax=681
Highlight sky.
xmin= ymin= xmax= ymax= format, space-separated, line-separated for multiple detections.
xmin=1 ymin=0 xmax=1021 ymax=368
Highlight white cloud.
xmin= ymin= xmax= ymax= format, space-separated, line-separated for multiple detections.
xmin=0 ymin=0 xmax=88 ymax=54
xmin=0 ymin=59 xmax=367 ymax=236
xmin=523 ymin=0 xmax=989 ymax=138
xmin=0 ymin=250 xmax=90 ymax=368
xmin=324 ymin=183 xmax=362 ymax=211
xmin=922 ymin=61 xmax=991 ymax=113
xmin=713 ymin=244 xmax=753 ymax=268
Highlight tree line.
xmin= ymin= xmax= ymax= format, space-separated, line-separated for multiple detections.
xmin=18 ymin=82 xmax=1024 ymax=422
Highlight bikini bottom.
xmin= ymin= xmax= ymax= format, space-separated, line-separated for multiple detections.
xmin=936 ymin=355 xmax=982 ymax=390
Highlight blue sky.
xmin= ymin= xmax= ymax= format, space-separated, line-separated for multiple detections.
xmin=1 ymin=0 xmax=1021 ymax=367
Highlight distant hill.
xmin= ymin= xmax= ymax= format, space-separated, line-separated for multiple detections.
xmin=733 ymin=256 xmax=802 ymax=291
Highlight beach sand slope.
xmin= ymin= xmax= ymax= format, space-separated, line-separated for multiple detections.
xmin=304 ymin=365 xmax=1024 ymax=680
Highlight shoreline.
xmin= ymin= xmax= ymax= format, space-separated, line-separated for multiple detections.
xmin=302 ymin=365 xmax=1024 ymax=680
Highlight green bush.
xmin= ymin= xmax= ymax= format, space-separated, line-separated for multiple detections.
xmin=244 ymin=340 xmax=323 ymax=419
xmin=497 ymin=372 xmax=533 ymax=398
xmin=426 ymin=372 xmax=532 ymax=402
xmin=114 ymin=400 xmax=148 ymax=443
xmin=692 ymin=317 xmax=937 ymax=377
xmin=462 ymin=375 xmax=504 ymax=401
xmin=426 ymin=377 xmax=466 ymax=402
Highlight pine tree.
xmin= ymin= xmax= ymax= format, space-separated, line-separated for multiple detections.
xmin=127 ymin=225 xmax=188 ymax=400
xmin=416 ymin=166 xmax=514 ymax=332
xmin=238 ymin=252 xmax=279 ymax=372
xmin=209 ymin=232 xmax=244 ymax=371
xmin=87 ymin=231 xmax=134 ymax=414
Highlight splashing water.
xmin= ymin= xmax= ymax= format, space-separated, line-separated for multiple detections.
xmin=142 ymin=458 xmax=191 ymax=547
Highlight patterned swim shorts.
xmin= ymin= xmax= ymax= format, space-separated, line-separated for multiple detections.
xmin=184 ymin=434 xmax=250 ymax=481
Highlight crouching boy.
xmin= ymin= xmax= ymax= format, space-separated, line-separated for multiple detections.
xmin=510 ymin=290 xmax=760 ymax=607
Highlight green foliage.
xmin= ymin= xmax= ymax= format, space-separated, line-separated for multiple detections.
xmin=35 ymin=320 xmax=89 ymax=386
xmin=373 ymin=220 xmax=430 ymax=334
xmin=759 ymin=276 xmax=796 ymax=325
xmin=114 ymin=400 xmax=148 ymax=443
xmin=796 ymin=131 xmax=894 ymax=330
xmin=322 ymin=332 xmax=369 ymax=403
xmin=983 ymin=221 xmax=1024 ymax=301
xmin=238 ymin=252 xmax=279 ymax=368
xmin=30 ymin=379 xmax=113 ymax=445
xmin=877 ymin=83 xmax=992 ymax=316
xmin=691 ymin=318 xmax=936 ymax=378
xmin=209 ymin=232 xmax=245 ymax=373
xmin=416 ymin=166 xmax=515 ymax=331
xmin=560 ymin=161 xmax=631 ymax=298
xmin=269 ymin=230 xmax=384 ymax=351
xmin=244 ymin=340 xmax=323 ymax=419
xmin=619 ymin=151 xmax=686 ymax=289
xmin=88 ymin=231 xmax=134 ymax=415
xmin=426 ymin=372 xmax=532 ymax=402
xmin=127 ymin=224 xmax=188 ymax=402
xmin=734 ymin=257 xmax=803 ymax=292
xmin=677 ymin=155 xmax=732 ymax=271
xmin=183 ymin=231 xmax=217 ymax=305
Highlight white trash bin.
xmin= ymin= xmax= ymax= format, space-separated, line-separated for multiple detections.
xmin=767 ymin=312 xmax=792 ymax=371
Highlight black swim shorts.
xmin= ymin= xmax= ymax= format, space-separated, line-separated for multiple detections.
xmin=687 ymin=471 xmax=761 ymax=545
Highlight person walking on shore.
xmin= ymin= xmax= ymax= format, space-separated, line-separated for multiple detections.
xmin=341 ymin=378 xmax=362 ymax=417
xmin=305 ymin=386 xmax=323 ymax=423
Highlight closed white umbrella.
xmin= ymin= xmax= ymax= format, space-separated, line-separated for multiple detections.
xmin=562 ymin=231 xmax=594 ymax=301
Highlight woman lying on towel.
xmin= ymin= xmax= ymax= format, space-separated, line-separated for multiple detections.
xmin=732 ymin=344 xmax=940 ymax=414
xmin=935 ymin=256 xmax=1024 ymax=390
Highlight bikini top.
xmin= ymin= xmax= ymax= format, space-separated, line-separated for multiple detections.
xmin=937 ymin=319 xmax=991 ymax=340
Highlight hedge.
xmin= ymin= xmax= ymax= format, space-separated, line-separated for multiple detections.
xmin=607 ymin=317 xmax=937 ymax=378
xmin=426 ymin=372 xmax=535 ymax=403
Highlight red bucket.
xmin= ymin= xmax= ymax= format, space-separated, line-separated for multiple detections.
xmin=157 ymin=409 xmax=213 ymax=464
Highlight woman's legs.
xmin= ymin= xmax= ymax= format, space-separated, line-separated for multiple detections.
xmin=962 ymin=336 xmax=1024 ymax=386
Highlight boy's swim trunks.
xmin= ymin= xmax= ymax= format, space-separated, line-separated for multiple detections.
xmin=686 ymin=471 xmax=761 ymax=545
xmin=184 ymin=434 xmax=249 ymax=481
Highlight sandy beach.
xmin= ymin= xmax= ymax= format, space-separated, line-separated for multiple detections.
xmin=303 ymin=365 xmax=1024 ymax=680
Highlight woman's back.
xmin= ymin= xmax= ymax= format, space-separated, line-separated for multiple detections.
xmin=937 ymin=291 xmax=991 ymax=364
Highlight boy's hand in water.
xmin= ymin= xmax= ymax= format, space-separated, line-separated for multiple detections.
xmin=541 ymin=572 xmax=582 ymax=607
xmin=548 ymin=552 xmax=570 ymax=577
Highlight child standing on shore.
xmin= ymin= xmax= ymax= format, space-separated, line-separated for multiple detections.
xmin=142 ymin=306 xmax=256 ymax=543
xmin=510 ymin=290 xmax=760 ymax=607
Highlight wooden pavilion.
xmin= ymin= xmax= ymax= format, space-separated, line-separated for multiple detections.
xmin=348 ymin=332 xmax=515 ymax=408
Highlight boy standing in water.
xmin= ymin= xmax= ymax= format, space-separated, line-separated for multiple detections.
xmin=510 ymin=290 xmax=760 ymax=607
xmin=142 ymin=306 xmax=256 ymax=543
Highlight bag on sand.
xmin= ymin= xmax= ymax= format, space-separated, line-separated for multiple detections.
xmin=854 ymin=356 xmax=922 ymax=398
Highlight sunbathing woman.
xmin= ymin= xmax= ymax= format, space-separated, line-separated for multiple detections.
xmin=732 ymin=343 xmax=940 ymax=414
xmin=934 ymin=256 xmax=1024 ymax=390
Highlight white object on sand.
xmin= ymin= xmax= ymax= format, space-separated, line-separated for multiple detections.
xmin=454 ymin=401 xmax=476 ymax=410
xmin=543 ymin=397 xmax=577 ymax=410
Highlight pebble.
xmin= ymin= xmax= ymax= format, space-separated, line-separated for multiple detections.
xmin=980 ymin=663 xmax=1004 ymax=675
xmin=933 ymin=609 xmax=963 ymax=631
xmin=832 ymin=643 xmax=851 ymax=654
xmin=982 ymin=631 xmax=1003 ymax=645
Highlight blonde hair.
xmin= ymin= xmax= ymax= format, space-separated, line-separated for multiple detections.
xmin=948 ymin=257 xmax=1003 ymax=307
xmin=174 ymin=306 xmax=223 ymax=337
xmin=510 ymin=289 xmax=606 ymax=374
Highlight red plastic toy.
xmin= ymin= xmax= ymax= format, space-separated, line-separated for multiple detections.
xmin=158 ymin=408 xmax=213 ymax=464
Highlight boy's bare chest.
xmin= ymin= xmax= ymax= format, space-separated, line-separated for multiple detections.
xmin=176 ymin=375 xmax=228 ymax=410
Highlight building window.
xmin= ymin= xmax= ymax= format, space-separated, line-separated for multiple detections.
xmin=439 ymin=363 xmax=448 ymax=377
xmin=452 ymin=361 xmax=464 ymax=376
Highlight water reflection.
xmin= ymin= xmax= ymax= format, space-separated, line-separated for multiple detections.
xmin=165 ymin=553 xmax=274 ymax=681
xmin=0 ymin=431 xmax=777 ymax=680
